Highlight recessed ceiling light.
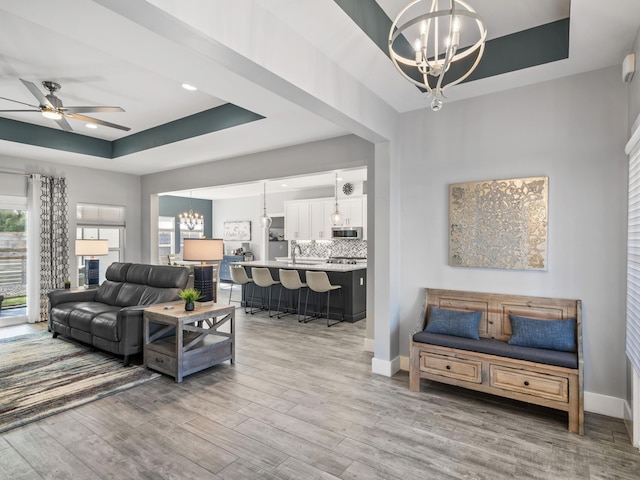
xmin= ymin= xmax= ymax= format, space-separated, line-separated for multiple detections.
xmin=337 ymin=177 xmax=343 ymax=181
xmin=181 ymin=83 xmax=197 ymax=91
xmin=85 ymin=123 xmax=98 ymax=129
xmin=281 ymin=184 xmax=288 ymax=187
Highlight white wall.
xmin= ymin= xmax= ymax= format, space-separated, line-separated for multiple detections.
xmin=0 ymin=155 xmax=142 ymax=285
xmin=211 ymin=186 xmax=335 ymax=259
xmin=398 ymin=66 xmax=629 ymax=410
xmin=141 ymin=135 xmax=373 ymax=262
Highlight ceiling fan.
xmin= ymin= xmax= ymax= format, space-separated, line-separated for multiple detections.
xmin=0 ymin=79 xmax=130 ymax=132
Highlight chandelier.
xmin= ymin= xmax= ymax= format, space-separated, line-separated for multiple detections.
xmin=389 ymin=0 xmax=487 ymax=111
xmin=179 ymin=192 xmax=202 ymax=231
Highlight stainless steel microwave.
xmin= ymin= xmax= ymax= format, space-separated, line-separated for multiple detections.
xmin=331 ymin=226 xmax=363 ymax=239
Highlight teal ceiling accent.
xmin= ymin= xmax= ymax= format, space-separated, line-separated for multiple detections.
xmin=0 ymin=103 xmax=264 ymax=159
xmin=0 ymin=117 xmax=112 ymax=158
xmin=112 ymin=104 xmax=264 ymax=158
xmin=335 ymin=0 xmax=570 ymax=85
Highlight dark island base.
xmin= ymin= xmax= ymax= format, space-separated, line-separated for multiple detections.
xmin=240 ymin=266 xmax=366 ymax=322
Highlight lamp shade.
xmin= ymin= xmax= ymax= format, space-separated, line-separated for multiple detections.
xmin=183 ymin=238 xmax=224 ymax=262
xmin=75 ymin=239 xmax=109 ymax=257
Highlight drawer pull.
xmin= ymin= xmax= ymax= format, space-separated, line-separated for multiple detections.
xmin=156 ymin=358 xmax=164 ymax=363
xmin=446 ymin=365 xmax=451 ymax=370
xmin=524 ymin=381 xmax=530 ymax=386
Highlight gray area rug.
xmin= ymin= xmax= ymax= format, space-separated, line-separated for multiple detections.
xmin=0 ymin=330 xmax=160 ymax=433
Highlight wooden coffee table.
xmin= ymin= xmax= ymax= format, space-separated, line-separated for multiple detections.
xmin=143 ymin=301 xmax=235 ymax=382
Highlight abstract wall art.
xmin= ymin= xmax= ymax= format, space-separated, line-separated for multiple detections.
xmin=449 ymin=176 xmax=548 ymax=270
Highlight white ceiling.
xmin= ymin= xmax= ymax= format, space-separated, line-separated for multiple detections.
xmin=0 ymin=0 xmax=639 ymax=192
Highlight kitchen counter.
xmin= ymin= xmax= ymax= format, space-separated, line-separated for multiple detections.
xmin=233 ymin=261 xmax=367 ymax=322
xmin=233 ymin=260 xmax=366 ymax=272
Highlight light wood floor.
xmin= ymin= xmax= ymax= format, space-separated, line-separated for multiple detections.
xmin=1 ymin=295 xmax=638 ymax=479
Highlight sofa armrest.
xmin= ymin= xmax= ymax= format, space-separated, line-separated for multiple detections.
xmin=48 ymin=289 xmax=97 ymax=307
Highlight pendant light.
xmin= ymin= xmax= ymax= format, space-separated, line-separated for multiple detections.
xmin=329 ymin=173 xmax=343 ymax=226
xmin=260 ymin=181 xmax=272 ymax=229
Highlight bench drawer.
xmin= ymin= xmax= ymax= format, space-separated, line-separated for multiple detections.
xmin=420 ymin=351 xmax=482 ymax=383
xmin=489 ymin=365 xmax=568 ymax=402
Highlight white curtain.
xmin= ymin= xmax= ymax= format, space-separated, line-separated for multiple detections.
xmin=26 ymin=175 xmax=40 ymax=323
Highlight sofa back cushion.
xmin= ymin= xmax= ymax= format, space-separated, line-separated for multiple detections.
xmin=105 ymin=262 xmax=131 ymax=282
xmin=140 ymin=286 xmax=182 ymax=305
xmin=115 ymin=283 xmax=147 ymax=307
xmin=97 ymin=263 xmax=189 ymax=307
xmin=95 ymin=280 xmax=123 ymax=305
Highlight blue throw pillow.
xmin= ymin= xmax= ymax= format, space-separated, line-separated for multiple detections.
xmin=508 ymin=314 xmax=577 ymax=352
xmin=425 ymin=306 xmax=482 ymax=340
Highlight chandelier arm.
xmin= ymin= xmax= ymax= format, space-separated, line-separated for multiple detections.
xmin=440 ymin=41 xmax=485 ymax=91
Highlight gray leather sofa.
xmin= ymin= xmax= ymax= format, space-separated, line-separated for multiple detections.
xmin=48 ymin=262 xmax=189 ymax=366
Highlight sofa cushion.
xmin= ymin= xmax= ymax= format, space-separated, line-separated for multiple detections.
xmin=413 ymin=332 xmax=578 ymax=369
xmin=508 ymin=314 xmax=577 ymax=353
xmin=425 ymin=306 xmax=481 ymax=340
xmin=67 ymin=303 xmax=121 ymax=332
xmin=91 ymin=311 xmax=120 ymax=342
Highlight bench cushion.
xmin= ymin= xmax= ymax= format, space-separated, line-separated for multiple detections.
xmin=508 ymin=314 xmax=577 ymax=352
xmin=412 ymin=332 xmax=578 ymax=369
xmin=425 ymin=306 xmax=482 ymax=340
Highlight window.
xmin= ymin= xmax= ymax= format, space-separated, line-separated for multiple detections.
xmin=158 ymin=216 xmax=175 ymax=264
xmin=0 ymin=195 xmax=27 ymax=323
xmin=77 ymin=204 xmax=125 ymax=286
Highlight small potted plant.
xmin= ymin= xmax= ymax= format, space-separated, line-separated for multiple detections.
xmin=179 ymin=288 xmax=202 ymax=311
xmin=64 ymin=279 xmax=71 ymax=289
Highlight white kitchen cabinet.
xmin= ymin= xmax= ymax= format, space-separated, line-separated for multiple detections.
xmin=339 ymin=197 xmax=364 ymax=227
xmin=309 ymin=199 xmax=335 ymax=240
xmin=284 ymin=201 xmax=310 ymax=240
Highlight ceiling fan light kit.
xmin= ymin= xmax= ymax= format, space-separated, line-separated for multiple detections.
xmin=389 ymin=0 xmax=487 ymax=111
xmin=0 ymin=78 xmax=130 ymax=131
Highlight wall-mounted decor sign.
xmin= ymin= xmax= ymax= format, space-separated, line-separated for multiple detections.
xmin=223 ymin=221 xmax=251 ymax=241
xmin=449 ymin=176 xmax=548 ymax=270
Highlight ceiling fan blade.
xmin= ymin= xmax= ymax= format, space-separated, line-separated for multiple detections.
xmin=20 ymin=79 xmax=53 ymax=108
xmin=66 ymin=113 xmax=131 ymax=131
xmin=0 ymin=109 xmax=40 ymax=112
xmin=55 ymin=116 xmax=73 ymax=132
xmin=62 ymin=106 xmax=125 ymax=113
xmin=0 ymin=96 xmax=39 ymax=108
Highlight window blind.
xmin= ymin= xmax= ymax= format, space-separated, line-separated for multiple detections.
xmin=76 ymin=203 xmax=126 ymax=227
xmin=628 ymin=138 xmax=640 ymax=375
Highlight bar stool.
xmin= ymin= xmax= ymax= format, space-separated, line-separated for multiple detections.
xmin=251 ymin=267 xmax=280 ymax=317
xmin=304 ymin=271 xmax=344 ymax=327
xmin=229 ymin=265 xmax=254 ymax=313
xmin=277 ymin=269 xmax=308 ymax=322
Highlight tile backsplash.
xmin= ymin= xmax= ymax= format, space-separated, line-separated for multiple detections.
xmin=294 ymin=239 xmax=367 ymax=258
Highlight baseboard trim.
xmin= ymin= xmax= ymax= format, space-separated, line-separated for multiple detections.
xmin=363 ymin=338 xmax=374 ymax=353
xmin=372 ymin=356 xmax=400 ymax=377
xmin=399 ymin=356 xmax=624 ymax=418
xmin=584 ymin=392 xmax=625 ymax=418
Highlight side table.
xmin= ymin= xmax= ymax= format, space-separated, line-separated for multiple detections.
xmin=143 ymin=301 xmax=235 ymax=382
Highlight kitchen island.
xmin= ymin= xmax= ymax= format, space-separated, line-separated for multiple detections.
xmin=232 ymin=260 xmax=366 ymax=322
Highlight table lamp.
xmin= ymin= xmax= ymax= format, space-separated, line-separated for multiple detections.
xmin=182 ymin=238 xmax=224 ymax=302
xmin=76 ymin=239 xmax=109 ymax=287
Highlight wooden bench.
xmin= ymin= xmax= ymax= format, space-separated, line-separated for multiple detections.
xmin=409 ymin=288 xmax=584 ymax=435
